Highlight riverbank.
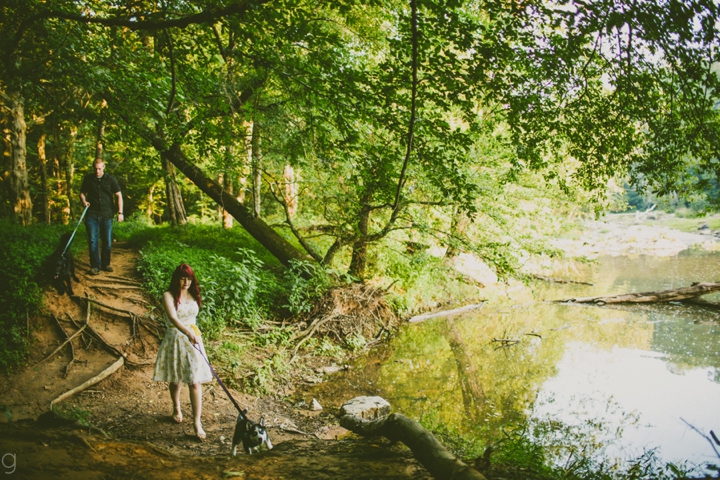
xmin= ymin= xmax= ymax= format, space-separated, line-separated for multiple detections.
xmin=3 ymin=212 xmax=716 ymax=479
xmin=554 ymin=212 xmax=720 ymax=258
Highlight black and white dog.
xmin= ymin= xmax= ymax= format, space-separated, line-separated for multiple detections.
xmin=48 ymin=232 xmax=79 ymax=296
xmin=231 ymin=409 xmax=273 ymax=455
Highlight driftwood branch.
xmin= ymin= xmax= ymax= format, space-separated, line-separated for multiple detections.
xmin=530 ymin=274 xmax=593 ymax=286
xmin=50 ymin=357 xmax=125 ymax=407
xmin=408 ymin=303 xmax=486 ymax=324
xmin=557 ymin=282 xmax=720 ymax=305
xmin=340 ymin=412 xmax=486 ymax=480
xmin=680 ymin=418 xmax=720 ymax=459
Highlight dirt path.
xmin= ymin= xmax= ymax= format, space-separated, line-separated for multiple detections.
xmin=0 ymin=244 xmax=431 ymax=479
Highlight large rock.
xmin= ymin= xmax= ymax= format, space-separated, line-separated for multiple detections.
xmin=340 ymin=396 xmax=391 ymax=420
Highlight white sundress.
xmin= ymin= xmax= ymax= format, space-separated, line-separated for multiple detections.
xmin=153 ymin=299 xmax=213 ymax=385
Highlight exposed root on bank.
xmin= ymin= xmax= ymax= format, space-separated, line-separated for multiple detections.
xmin=292 ymin=283 xmax=400 ymax=357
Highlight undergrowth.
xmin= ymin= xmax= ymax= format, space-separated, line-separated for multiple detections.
xmin=0 ymin=219 xmax=84 ymax=372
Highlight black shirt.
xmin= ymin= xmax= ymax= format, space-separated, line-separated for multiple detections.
xmin=80 ymin=173 xmax=121 ymax=218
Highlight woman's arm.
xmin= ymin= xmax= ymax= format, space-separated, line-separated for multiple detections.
xmin=162 ymin=291 xmax=200 ymax=345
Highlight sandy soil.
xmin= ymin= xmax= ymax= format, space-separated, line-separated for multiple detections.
xmin=0 ymin=244 xmax=430 ymax=479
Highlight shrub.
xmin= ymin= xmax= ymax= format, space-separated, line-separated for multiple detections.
xmin=137 ymin=238 xmax=272 ymax=338
xmin=282 ymin=260 xmax=336 ymax=315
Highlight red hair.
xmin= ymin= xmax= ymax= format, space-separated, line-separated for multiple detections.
xmin=168 ymin=263 xmax=203 ymax=310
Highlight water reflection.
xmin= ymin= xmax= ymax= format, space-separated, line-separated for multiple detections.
xmin=304 ymin=254 xmax=720 ymax=468
xmin=532 ymin=344 xmax=720 ymax=465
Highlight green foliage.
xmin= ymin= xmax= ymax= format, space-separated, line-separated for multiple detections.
xmin=137 ymin=240 xmax=267 ymax=337
xmin=379 ymin=247 xmax=478 ymax=316
xmin=282 ymin=260 xmax=336 ymax=316
xmin=53 ymin=406 xmax=92 ymax=427
xmin=247 ymin=353 xmax=291 ymax=396
xmin=253 ymin=326 xmax=294 ymax=348
xmin=344 ymin=333 xmax=367 ymax=352
xmin=419 ymin=408 xmax=486 ymax=461
xmin=0 ymin=220 xmax=83 ymax=372
xmin=421 ymin=414 xmax=700 ymax=480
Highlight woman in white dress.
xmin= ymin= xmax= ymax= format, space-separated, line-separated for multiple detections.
xmin=153 ymin=263 xmax=213 ymax=440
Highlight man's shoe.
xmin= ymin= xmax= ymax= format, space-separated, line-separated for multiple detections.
xmin=90 ymin=268 xmax=100 ymax=275
xmin=102 ymin=266 xmax=114 ymax=272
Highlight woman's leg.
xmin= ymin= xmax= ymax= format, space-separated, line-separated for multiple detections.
xmin=169 ymin=382 xmax=182 ymax=422
xmin=189 ymin=382 xmax=205 ymax=439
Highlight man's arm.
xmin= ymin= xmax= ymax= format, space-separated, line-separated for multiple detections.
xmin=80 ymin=175 xmax=90 ymax=208
xmin=116 ymin=191 xmax=124 ymax=222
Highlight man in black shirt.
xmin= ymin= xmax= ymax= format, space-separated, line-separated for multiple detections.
xmin=80 ymin=158 xmax=124 ymax=275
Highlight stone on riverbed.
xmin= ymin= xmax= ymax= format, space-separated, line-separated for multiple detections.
xmin=340 ymin=396 xmax=391 ymax=420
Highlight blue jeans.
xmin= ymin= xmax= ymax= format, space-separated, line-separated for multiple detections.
xmin=85 ymin=213 xmax=113 ymax=269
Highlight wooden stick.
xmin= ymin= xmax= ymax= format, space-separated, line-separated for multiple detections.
xmin=50 ymin=357 xmax=124 ymax=407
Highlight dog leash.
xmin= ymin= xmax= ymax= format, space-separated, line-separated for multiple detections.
xmin=61 ymin=205 xmax=90 ymax=256
xmin=193 ymin=343 xmax=248 ymax=420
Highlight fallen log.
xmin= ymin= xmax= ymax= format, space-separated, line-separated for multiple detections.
xmin=557 ymin=282 xmax=720 ymax=305
xmin=408 ymin=303 xmax=485 ymax=324
xmin=339 ymin=396 xmax=486 ymax=480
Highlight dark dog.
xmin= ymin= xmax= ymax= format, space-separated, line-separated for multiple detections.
xmin=48 ymin=232 xmax=79 ymax=296
xmin=231 ymin=410 xmax=273 ymax=455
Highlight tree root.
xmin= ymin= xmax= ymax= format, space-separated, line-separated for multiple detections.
xmin=35 ymin=315 xmax=88 ymax=368
xmin=50 ymin=356 xmax=125 ymax=407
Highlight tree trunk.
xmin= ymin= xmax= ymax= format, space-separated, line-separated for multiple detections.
xmin=38 ymin=133 xmax=51 ymax=224
xmin=95 ymin=111 xmax=105 ymax=160
xmin=64 ymin=128 xmax=76 ymax=221
xmin=444 ymin=318 xmax=485 ymax=422
xmin=445 ymin=206 xmax=470 ymax=258
xmin=558 ymin=282 xmax=720 ymax=305
xmin=340 ymin=412 xmax=486 ymax=480
xmin=161 ymin=155 xmax=187 ymax=226
xmin=222 ymin=173 xmax=234 ymax=229
xmin=6 ymin=92 xmax=33 ymax=225
xmin=154 ymin=140 xmax=310 ymax=266
xmin=146 ymin=182 xmax=156 ymax=219
xmin=1 ymin=119 xmax=9 ymax=218
xmin=283 ymin=164 xmax=298 ymax=218
xmin=251 ymin=121 xmax=262 ymax=218
xmin=51 ymin=125 xmax=68 ymax=223
xmin=220 ymin=144 xmax=235 ymax=229
xmin=349 ymin=200 xmax=371 ymax=278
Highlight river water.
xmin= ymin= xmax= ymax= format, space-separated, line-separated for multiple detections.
xmin=306 ymin=250 xmax=720 ymax=472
